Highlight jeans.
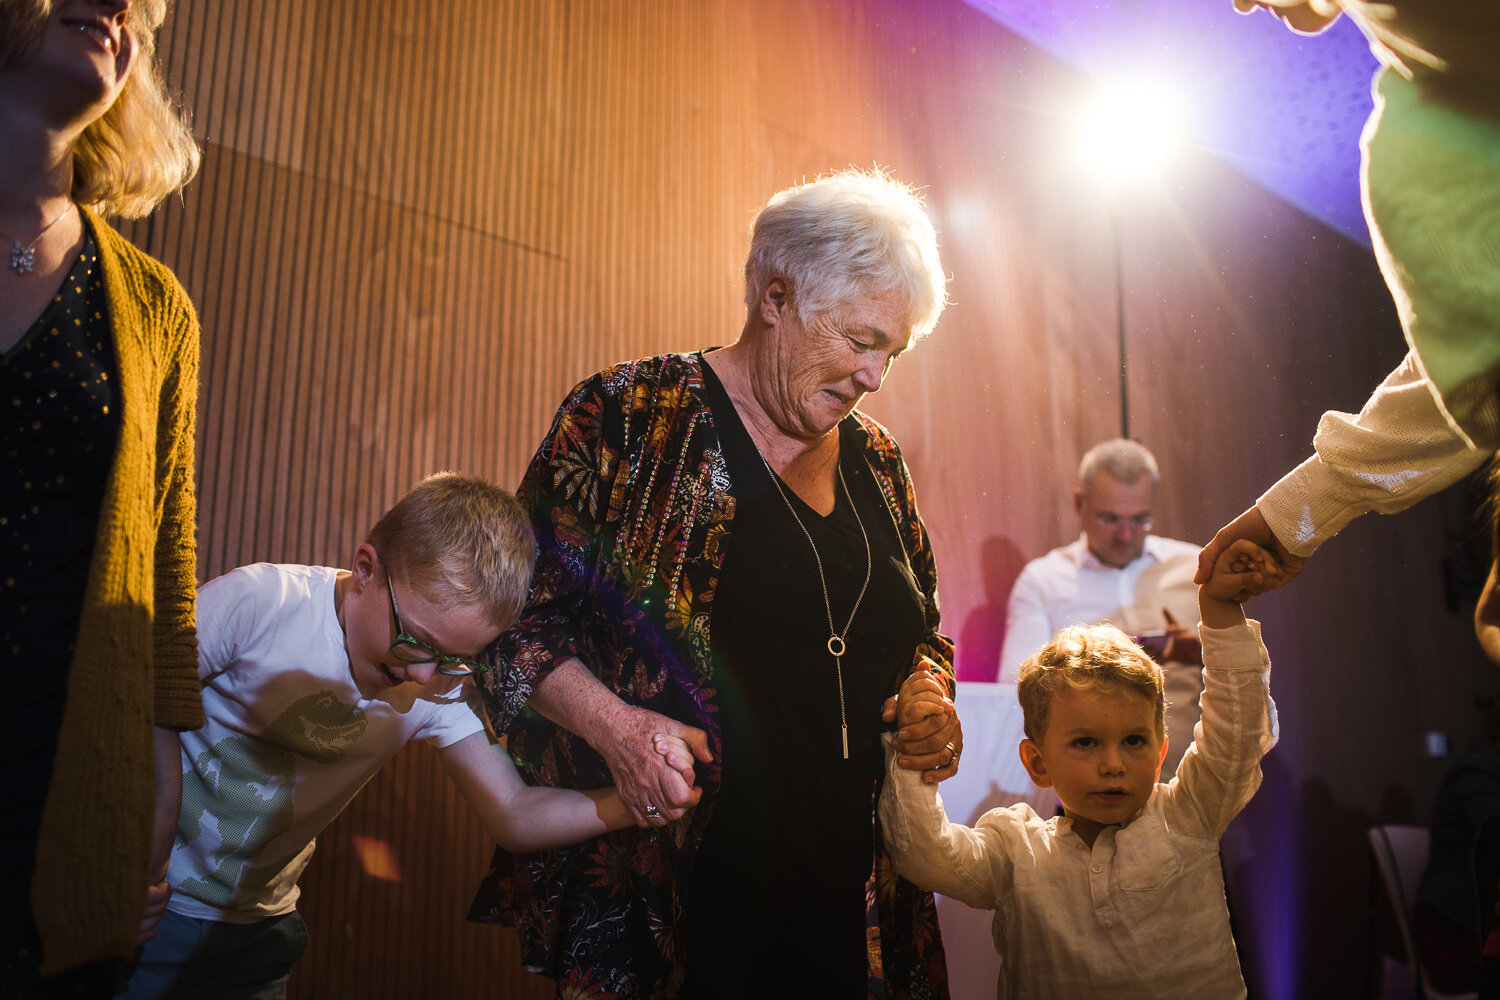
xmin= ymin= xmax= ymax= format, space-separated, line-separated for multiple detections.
xmin=116 ymin=909 xmax=307 ymax=1000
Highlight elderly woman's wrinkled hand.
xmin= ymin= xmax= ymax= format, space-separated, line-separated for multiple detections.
xmin=601 ymin=705 xmax=712 ymax=826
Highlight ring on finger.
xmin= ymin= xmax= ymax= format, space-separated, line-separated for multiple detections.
xmin=944 ymin=741 xmax=958 ymax=767
xmin=645 ymin=803 xmax=661 ymax=819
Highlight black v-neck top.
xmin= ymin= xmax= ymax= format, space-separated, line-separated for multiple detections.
xmin=689 ymin=358 xmax=925 ymax=920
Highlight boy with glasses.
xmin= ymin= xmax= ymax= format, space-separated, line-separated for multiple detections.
xmin=121 ymin=473 xmax=704 ymax=1000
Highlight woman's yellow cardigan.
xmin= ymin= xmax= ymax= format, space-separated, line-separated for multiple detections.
xmin=32 ymin=209 xmax=204 ymax=974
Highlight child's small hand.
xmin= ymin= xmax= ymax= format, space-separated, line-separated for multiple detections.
xmin=1204 ymin=537 xmax=1281 ymax=604
xmin=894 ymin=668 xmax=953 ymax=730
xmin=652 ymin=732 xmax=698 ymax=786
xmin=136 ymin=880 xmax=171 ymax=945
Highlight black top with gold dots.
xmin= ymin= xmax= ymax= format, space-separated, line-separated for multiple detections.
xmin=0 ymin=223 xmax=118 ymax=844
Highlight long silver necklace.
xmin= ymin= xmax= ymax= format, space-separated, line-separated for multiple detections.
xmin=760 ymin=452 xmax=871 ymax=759
xmin=3 ymin=204 xmax=74 ymax=276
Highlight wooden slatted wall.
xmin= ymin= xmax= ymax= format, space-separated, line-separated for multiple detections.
xmin=111 ymin=1 xmax=1498 ymax=997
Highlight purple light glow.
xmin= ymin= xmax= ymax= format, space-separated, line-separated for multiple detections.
xmin=962 ymin=0 xmax=1380 ymax=244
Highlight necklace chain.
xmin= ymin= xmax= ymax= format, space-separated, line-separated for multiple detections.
xmin=760 ymin=452 xmax=871 ymax=759
xmin=3 ymin=203 xmax=74 ymax=276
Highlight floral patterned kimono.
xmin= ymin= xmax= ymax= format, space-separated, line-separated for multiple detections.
xmin=471 ymin=352 xmax=953 ymax=999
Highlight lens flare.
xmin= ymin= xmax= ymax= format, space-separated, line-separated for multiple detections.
xmin=1075 ymin=83 xmax=1182 ymax=185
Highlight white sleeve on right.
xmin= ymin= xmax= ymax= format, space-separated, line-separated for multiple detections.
xmin=1257 ymin=351 xmax=1491 ymax=558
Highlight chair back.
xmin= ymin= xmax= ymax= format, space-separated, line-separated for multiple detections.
xmin=1368 ymin=823 xmax=1480 ymax=1000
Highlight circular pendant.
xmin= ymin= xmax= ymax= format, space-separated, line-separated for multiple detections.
xmin=827 ymin=635 xmax=845 ymax=657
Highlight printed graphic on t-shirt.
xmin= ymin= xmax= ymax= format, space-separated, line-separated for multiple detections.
xmin=175 ymin=691 xmax=367 ymax=905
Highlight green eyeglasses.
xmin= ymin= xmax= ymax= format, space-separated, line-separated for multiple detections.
xmin=384 ymin=569 xmax=487 ymax=677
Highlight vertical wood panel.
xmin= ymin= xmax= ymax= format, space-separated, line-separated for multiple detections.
xmin=105 ymin=0 xmax=1497 ymax=996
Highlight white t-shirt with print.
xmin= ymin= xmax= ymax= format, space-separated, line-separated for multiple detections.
xmin=167 ymin=563 xmax=484 ymax=922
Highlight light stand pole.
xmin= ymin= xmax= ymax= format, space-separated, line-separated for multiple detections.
xmin=1074 ymin=81 xmax=1180 ymax=443
xmin=1111 ymin=207 xmax=1129 ymax=440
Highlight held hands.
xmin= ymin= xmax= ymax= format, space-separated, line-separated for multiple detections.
xmin=894 ymin=669 xmax=952 ymax=730
xmin=1199 ymin=538 xmax=1281 ymax=629
xmin=882 ymin=658 xmax=963 ymax=785
xmin=603 ymin=705 xmax=711 ymax=828
xmin=639 ymin=732 xmax=705 ymax=827
xmin=1195 ymin=505 xmax=1304 ymax=597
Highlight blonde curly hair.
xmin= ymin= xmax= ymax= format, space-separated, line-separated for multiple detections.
xmin=1 ymin=0 xmax=199 ymax=218
xmin=1016 ymin=624 xmax=1166 ymax=743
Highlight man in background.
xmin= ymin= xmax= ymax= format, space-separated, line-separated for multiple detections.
xmin=999 ymin=439 xmax=1202 ymax=778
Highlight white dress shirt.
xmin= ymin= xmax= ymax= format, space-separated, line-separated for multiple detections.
xmin=998 ymin=535 xmax=1202 ymax=684
xmin=999 ymin=534 xmax=1203 ymax=777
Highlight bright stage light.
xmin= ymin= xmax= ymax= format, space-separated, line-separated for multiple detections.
xmin=1075 ymin=83 xmax=1182 ymax=186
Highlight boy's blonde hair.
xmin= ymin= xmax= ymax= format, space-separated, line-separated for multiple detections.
xmin=367 ymin=472 xmax=536 ymax=630
xmin=1017 ymin=624 xmax=1165 ymax=743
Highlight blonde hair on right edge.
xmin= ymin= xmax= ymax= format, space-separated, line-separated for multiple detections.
xmin=1016 ymin=624 xmax=1165 ymax=743
xmin=367 ymin=472 xmax=537 ymax=631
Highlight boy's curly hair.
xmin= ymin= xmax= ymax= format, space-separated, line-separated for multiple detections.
xmin=1017 ymin=624 xmax=1165 ymax=743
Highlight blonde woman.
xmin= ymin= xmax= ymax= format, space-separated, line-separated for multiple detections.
xmin=0 ymin=0 xmax=202 ymax=994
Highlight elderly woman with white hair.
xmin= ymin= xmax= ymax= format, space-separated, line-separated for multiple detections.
xmin=0 ymin=0 xmax=201 ymax=994
xmin=472 ymin=169 xmax=962 ymax=998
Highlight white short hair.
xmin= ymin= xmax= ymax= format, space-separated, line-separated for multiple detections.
xmin=743 ymin=167 xmax=948 ymax=340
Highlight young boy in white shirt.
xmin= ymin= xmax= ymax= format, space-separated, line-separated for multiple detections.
xmin=121 ymin=473 xmax=699 ymax=1000
xmin=880 ymin=539 xmax=1279 ymax=1000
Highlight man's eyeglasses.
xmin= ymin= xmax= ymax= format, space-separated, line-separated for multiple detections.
xmin=1090 ymin=512 xmax=1153 ymax=532
xmin=384 ymin=569 xmax=487 ymax=677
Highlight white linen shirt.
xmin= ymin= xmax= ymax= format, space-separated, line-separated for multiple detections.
xmin=882 ymin=621 xmax=1277 ymax=1000
xmin=1259 ymin=351 xmax=1493 ymax=558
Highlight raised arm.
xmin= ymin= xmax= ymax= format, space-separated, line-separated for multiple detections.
xmin=1196 ymin=352 xmax=1491 ymax=588
xmin=860 ymin=420 xmax=962 ymax=780
xmin=476 ymin=371 xmax=711 ymax=825
xmin=1169 ymin=539 xmax=1280 ymax=835
xmin=877 ymin=734 xmax=1012 ymax=910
